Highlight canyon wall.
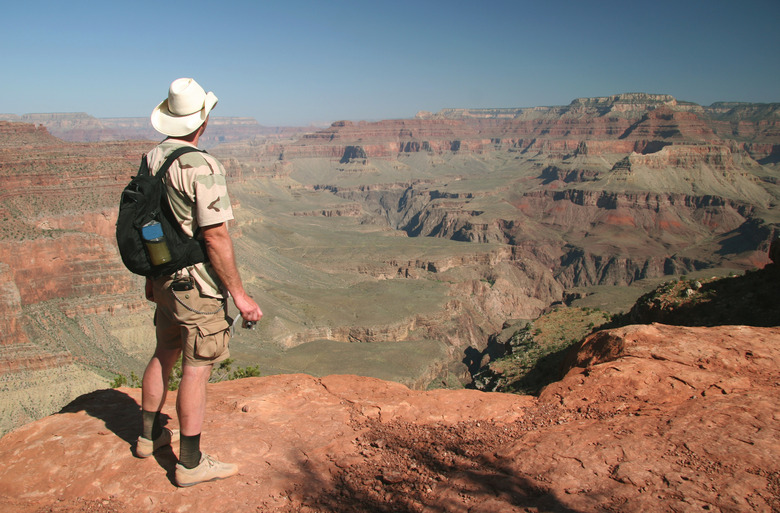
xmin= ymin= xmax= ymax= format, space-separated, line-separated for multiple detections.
xmin=0 ymin=123 xmax=152 ymax=434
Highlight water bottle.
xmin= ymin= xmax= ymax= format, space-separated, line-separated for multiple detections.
xmin=141 ymin=220 xmax=172 ymax=266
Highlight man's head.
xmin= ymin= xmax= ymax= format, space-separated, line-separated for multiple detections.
xmin=151 ymin=78 xmax=218 ymax=137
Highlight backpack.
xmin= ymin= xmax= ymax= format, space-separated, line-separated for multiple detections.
xmin=116 ymin=146 xmax=209 ymax=277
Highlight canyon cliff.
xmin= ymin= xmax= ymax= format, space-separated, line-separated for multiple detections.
xmin=1 ymin=92 xmax=778 ymax=438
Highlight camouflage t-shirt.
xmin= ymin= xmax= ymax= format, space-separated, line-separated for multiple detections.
xmin=146 ymin=140 xmax=234 ymax=298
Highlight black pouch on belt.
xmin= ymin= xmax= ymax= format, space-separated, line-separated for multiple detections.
xmin=171 ymin=276 xmax=194 ymax=291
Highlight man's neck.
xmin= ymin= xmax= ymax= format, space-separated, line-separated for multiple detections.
xmin=166 ymin=135 xmax=199 ymax=147
xmin=166 ymin=123 xmax=204 ymax=147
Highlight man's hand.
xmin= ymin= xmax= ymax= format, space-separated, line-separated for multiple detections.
xmin=233 ymin=292 xmax=263 ymax=323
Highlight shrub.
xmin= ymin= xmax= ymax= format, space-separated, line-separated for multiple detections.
xmin=110 ymin=360 xmax=260 ymax=391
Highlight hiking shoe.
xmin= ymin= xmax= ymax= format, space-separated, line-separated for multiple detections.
xmin=175 ymin=453 xmax=238 ymax=488
xmin=135 ymin=428 xmax=179 ymax=458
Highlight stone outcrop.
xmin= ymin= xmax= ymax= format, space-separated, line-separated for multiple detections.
xmin=0 ymin=322 xmax=777 ymax=512
xmin=623 ymin=263 xmax=780 ymax=328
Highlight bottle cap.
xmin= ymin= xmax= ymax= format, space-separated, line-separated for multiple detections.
xmin=141 ymin=221 xmax=164 ymax=241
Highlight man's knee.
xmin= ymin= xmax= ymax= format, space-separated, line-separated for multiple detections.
xmin=180 ymin=363 xmax=213 ymax=384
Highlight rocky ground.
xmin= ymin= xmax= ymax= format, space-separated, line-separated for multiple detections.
xmin=0 ymin=320 xmax=777 ymax=512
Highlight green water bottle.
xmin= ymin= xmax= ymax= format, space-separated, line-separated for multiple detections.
xmin=141 ymin=221 xmax=172 ymax=266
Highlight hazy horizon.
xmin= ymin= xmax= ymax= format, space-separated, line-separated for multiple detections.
xmin=5 ymin=90 xmax=779 ymax=129
xmin=3 ymin=0 xmax=779 ymax=126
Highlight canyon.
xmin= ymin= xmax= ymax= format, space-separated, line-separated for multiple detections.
xmin=0 ymin=92 xmax=778 ymax=439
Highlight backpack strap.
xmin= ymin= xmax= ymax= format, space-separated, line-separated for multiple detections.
xmin=139 ymin=145 xmax=211 ymax=275
xmin=150 ymin=146 xmax=207 ymax=181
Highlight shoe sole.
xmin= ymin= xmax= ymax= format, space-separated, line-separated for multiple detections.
xmin=135 ymin=430 xmax=179 ymax=458
xmin=176 ymin=473 xmax=237 ymax=487
xmin=135 ymin=442 xmax=156 ymax=458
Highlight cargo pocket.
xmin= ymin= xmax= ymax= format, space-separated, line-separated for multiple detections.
xmin=193 ymin=317 xmax=230 ymax=359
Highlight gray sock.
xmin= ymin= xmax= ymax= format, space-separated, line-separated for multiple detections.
xmin=179 ymin=434 xmax=202 ymax=469
xmin=142 ymin=410 xmax=162 ymax=440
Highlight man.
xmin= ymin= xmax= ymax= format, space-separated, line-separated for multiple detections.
xmin=135 ymin=78 xmax=263 ymax=487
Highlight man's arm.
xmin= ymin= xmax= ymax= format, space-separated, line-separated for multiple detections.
xmin=201 ymin=222 xmax=263 ymax=322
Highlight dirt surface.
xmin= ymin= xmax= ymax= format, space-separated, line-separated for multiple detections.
xmin=0 ymin=323 xmax=778 ymax=512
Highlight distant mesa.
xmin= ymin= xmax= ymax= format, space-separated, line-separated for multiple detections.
xmin=0 ymin=113 xmax=318 ymax=148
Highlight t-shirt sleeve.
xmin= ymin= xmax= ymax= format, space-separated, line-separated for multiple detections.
xmin=194 ymin=168 xmax=234 ymax=227
xmin=182 ymin=153 xmax=234 ymax=228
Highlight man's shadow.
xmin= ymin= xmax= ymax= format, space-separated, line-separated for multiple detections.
xmin=58 ymin=388 xmax=178 ymax=484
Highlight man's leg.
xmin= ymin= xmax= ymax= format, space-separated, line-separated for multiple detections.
xmin=174 ymin=361 xmax=238 ymax=487
xmin=137 ymin=346 xmax=181 ymax=457
xmin=176 ymin=362 xmax=212 ymax=467
xmin=142 ymin=347 xmax=181 ymax=414
xmin=169 ymin=284 xmax=237 ymax=486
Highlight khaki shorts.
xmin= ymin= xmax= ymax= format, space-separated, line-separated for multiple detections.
xmin=153 ymin=276 xmax=231 ymax=367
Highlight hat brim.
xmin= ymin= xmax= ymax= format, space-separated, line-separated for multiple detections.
xmin=150 ymin=92 xmax=218 ymax=137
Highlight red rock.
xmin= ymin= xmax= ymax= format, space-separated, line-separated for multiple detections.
xmin=0 ymin=323 xmax=777 ymax=512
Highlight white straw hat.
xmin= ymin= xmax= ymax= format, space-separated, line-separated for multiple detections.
xmin=150 ymin=78 xmax=218 ymax=137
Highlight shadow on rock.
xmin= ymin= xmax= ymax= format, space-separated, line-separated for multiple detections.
xmin=58 ymin=389 xmax=179 ymax=479
xmin=293 ymin=418 xmax=585 ymax=513
xmin=58 ymin=388 xmax=161 ymax=448
xmin=615 ymin=264 xmax=780 ymax=328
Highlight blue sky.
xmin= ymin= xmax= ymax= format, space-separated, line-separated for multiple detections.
xmin=2 ymin=0 xmax=779 ymax=126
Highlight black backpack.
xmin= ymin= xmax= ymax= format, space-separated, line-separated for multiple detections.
xmin=116 ymin=146 xmax=209 ymax=277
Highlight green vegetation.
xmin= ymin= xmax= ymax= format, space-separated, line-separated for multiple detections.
xmin=482 ymin=267 xmax=778 ymax=397
xmin=109 ymin=371 xmax=140 ymax=389
xmin=207 ymin=358 xmax=261 ymax=384
xmin=474 ymin=307 xmax=612 ymax=395
xmin=605 ymin=266 xmax=779 ymax=328
xmin=110 ymin=358 xmax=260 ymax=391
